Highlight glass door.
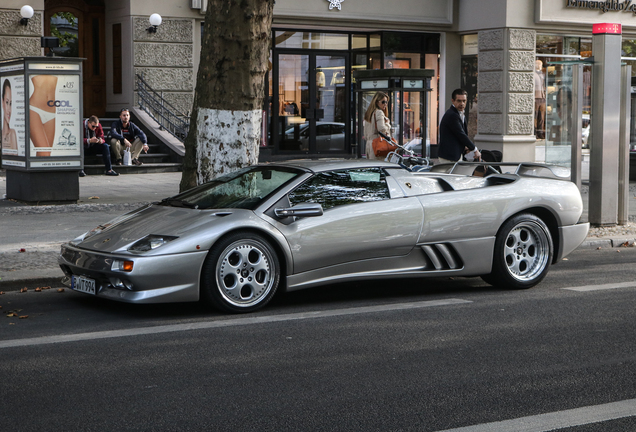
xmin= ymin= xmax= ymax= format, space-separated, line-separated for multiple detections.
xmin=276 ymin=52 xmax=348 ymax=153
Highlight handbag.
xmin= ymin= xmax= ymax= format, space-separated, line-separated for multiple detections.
xmin=123 ymin=148 xmax=132 ymax=166
xmin=371 ymin=112 xmax=397 ymax=157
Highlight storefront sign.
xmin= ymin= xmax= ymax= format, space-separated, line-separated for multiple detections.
xmin=462 ymin=35 xmax=479 ymax=56
xmin=566 ymin=0 xmax=636 ymax=14
xmin=593 ymin=22 xmax=622 ymax=33
xmin=404 ymin=80 xmax=424 ymax=89
xmin=327 ymin=0 xmax=344 ymax=10
xmin=361 ymin=80 xmax=389 ymax=89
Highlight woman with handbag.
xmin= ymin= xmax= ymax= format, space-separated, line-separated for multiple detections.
xmin=363 ymin=91 xmax=392 ymax=159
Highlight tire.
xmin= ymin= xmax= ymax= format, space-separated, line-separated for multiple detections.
xmin=483 ymin=213 xmax=553 ymax=289
xmin=201 ymin=232 xmax=280 ymax=313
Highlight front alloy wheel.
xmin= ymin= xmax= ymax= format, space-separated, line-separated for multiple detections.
xmin=202 ymin=232 xmax=280 ymax=313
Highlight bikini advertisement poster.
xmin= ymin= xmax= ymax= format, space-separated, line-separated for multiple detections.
xmin=28 ymin=74 xmax=81 ymax=158
xmin=1 ymin=75 xmax=26 ymax=157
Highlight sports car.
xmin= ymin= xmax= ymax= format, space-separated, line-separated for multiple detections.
xmin=59 ymin=160 xmax=589 ymax=313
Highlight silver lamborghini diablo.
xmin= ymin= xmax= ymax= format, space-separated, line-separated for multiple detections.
xmin=58 ymin=160 xmax=589 ymax=313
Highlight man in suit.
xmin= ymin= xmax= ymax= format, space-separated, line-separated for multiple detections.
xmin=438 ymin=88 xmax=480 ymax=163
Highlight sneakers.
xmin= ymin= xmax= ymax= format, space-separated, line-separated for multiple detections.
xmin=79 ymin=170 xmax=86 ymax=177
xmin=132 ymin=158 xmax=143 ymax=166
xmin=105 ymin=169 xmax=119 ymax=176
xmin=115 ymin=159 xmax=123 ymax=166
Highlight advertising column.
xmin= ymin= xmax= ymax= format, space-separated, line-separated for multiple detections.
xmin=0 ymin=57 xmax=83 ymax=204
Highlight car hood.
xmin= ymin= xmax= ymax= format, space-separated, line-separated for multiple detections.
xmin=75 ymin=204 xmax=239 ymax=253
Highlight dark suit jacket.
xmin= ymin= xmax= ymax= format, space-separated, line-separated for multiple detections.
xmin=438 ymin=105 xmax=475 ymax=161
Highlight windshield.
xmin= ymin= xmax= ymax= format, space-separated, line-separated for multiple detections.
xmin=160 ymin=166 xmax=303 ymax=210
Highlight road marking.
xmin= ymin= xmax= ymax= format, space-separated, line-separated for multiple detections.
xmin=435 ymin=398 xmax=636 ymax=432
xmin=562 ymin=281 xmax=636 ymax=292
xmin=0 ymin=298 xmax=471 ymax=349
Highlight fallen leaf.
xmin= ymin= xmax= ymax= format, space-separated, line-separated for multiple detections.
xmin=562 ymin=258 xmax=569 ymax=261
xmin=41 ymin=286 xmax=51 ymax=290
xmin=6 ymin=313 xmax=16 ymax=317
xmin=617 ymin=250 xmax=621 ymax=253
xmin=18 ymin=315 xmax=28 ymax=319
xmin=88 ymin=196 xmax=100 ymax=200
xmin=57 ymin=288 xmax=65 ymax=293
xmin=0 ymin=291 xmax=4 ymax=295
xmin=35 ymin=287 xmax=42 ymax=292
xmin=19 ymin=248 xmax=25 ymax=253
xmin=20 ymin=287 xmax=27 ymax=293
xmin=9 ymin=323 xmax=14 ymax=325
xmin=597 ymin=247 xmax=602 ymax=250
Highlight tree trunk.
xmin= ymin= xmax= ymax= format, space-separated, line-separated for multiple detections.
xmin=179 ymin=0 xmax=274 ymax=192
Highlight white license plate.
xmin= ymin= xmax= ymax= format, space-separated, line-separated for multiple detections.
xmin=72 ymin=275 xmax=96 ymax=295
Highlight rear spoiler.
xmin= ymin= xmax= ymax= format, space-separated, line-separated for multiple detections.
xmin=429 ymin=162 xmax=571 ymax=180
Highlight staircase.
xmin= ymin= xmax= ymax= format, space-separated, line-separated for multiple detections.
xmin=82 ymin=116 xmax=183 ymax=175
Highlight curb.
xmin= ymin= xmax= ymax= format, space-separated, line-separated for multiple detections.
xmin=579 ymin=237 xmax=636 ymax=249
xmin=0 ymin=276 xmax=65 ymax=292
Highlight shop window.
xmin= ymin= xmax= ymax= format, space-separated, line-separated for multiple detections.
xmin=274 ymin=31 xmax=348 ymax=50
xmin=382 ymin=32 xmax=440 ymax=55
xmin=537 ymin=35 xmax=563 ymax=55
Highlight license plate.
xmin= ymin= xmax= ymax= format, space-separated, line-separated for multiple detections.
xmin=71 ymin=275 xmax=96 ymax=295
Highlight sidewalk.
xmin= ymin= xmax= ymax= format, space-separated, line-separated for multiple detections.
xmin=0 ymin=169 xmax=635 ymax=291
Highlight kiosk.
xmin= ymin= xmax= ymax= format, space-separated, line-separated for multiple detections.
xmin=353 ymin=69 xmax=433 ymax=159
xmin=1 ymin=57 xmax=83 ymax=203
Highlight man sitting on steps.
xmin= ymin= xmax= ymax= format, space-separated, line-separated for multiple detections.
xmin=81 ymin=115 xmax=118 ymax=176
xmin=109 ymin=108 xmax=149 ymax=166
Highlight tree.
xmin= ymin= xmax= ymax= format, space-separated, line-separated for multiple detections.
xmin=179 ymin=0 xmax=274 ymax=192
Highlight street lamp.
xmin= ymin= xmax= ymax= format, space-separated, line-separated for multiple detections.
xmin=20 ymin=5 xmax=34 ymax=26
xmin=147 ymin=13 xmax=162 ymax=33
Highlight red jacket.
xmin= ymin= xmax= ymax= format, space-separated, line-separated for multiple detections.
xmin=83 ymin=119 xmax=105 ymax=147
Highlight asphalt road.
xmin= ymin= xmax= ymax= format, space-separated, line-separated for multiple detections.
xmin=2 ymin=248 xmax=636 ymax=431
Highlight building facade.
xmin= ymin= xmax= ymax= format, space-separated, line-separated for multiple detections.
xmin=2 ymin=0 xmax=636 ymax=162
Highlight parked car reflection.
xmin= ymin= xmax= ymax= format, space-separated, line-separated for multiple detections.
xmin=284 ymin=122 xmax=345 ymax=152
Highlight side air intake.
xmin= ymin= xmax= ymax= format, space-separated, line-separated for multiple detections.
xmin=420 ymin=244 xmax=463 ymax=270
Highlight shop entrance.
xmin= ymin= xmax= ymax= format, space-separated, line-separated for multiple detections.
xmin=274 ymin=52 xmax=349 ymax=154
xmin=44 ymin=0 xmax=106 ymax=117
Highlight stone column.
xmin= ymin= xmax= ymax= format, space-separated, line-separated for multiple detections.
xmin=474 ymin=28 xmax=536 ymax=162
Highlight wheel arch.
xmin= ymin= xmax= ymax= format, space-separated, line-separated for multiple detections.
xmin=199 ymin=227 xmax=291 ymax=292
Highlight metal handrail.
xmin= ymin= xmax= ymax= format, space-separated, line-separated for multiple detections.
xmin=136 ymin=73 xmax=190 ymax=142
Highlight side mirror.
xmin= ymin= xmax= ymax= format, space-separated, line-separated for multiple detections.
xmin=274 ymin=203 xmax=323 ymax=218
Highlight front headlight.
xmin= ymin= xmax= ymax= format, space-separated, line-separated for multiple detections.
xmin=128 ymin=235 xmax=178 ymax=252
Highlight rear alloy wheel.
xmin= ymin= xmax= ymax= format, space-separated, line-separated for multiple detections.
xmin=202 ymin=232 xmax=280 ymax=313
xmin=483 ymin=213 xmax=553 ymax=289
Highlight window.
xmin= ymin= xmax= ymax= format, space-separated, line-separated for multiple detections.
xmin=289 ymin=168 xmax=390 ymax=210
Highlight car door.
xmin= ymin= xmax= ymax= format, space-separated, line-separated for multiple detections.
xmin=276 ymin=167 xmax=424 ymax=274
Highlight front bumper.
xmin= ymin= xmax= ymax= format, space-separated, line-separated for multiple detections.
xmin=58 ymin=244 xmax=208 ymax=304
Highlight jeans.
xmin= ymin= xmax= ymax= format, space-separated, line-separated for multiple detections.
xmin=85 ymin=142 xmax=113 ymax=171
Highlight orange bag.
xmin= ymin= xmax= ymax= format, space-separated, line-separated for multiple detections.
xmin=372 ymin=114 xmax=397 ymax=157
